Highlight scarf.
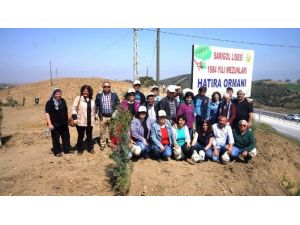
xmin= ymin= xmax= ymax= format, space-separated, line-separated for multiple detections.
xmin=53 ymin=97 xmax=61 ymax=110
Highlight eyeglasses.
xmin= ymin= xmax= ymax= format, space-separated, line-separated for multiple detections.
xmin=103 ymin=86 xmax=111 ymax=88
xmin=239 ymin=124 xmax=247 ymax=127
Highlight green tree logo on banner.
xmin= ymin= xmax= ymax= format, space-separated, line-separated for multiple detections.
xmin=194 ymin=45 xmax=212 ymax=69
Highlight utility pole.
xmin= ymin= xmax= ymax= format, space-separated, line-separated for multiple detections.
xmin=156 ymin=28 xmax=160 ymax=86
xmin=133 ymin=28 xmax=139 ymax=80
xmin=146 ymin=66 xmax=149 ymax=77
xmin=50 ymin=61 xmax=53 ymax=86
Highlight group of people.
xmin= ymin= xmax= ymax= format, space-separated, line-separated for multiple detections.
xmin=45 ymin=80 xmax=257 ymax=164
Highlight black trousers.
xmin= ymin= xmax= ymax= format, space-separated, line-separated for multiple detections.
xmin=50 ymin=125 xmax=71 ymax=155
xmin=195 ymin=115 xmax=201 ymax=130
xmin=76 ymin=125 xmax=94 ymax=152
xmin=181 ymin=143 xmax=193 ymax=158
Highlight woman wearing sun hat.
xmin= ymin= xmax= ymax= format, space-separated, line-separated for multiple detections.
xmin=120 ymin=88 xmax=140 ymax=117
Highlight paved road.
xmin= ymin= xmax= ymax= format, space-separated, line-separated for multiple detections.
xmin=254 ymin=114 xmax=300 ymax=141
xmin=254 ymin=109 xmax=300 ymax=122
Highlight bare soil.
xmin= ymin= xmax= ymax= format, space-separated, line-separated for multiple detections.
xmin=0 ymin=78 xmax=299 ymax=195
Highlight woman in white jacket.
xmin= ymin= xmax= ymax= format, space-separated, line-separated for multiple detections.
xmin=172 ymin=115 xmax=192 ymax=160
xmin=72 ymin=85 xmax=97 ymax=155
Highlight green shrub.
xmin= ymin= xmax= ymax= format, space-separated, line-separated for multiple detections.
xmin=1 ymin=97 xmax=18 ymax=107
xmin=108 ymin=108 xmax=133 ymax=195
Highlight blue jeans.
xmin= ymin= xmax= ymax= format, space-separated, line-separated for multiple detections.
xmin=231 ymin=146 xmax=245 ymax=159
xmin=136 ymin=141 xmax=150 ymax=158
xmin=206 ymin=146 xmax=227 ymax=162
xmin=151 ymin=145 xmax=172 ymax=159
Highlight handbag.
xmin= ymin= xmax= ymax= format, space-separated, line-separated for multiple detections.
xmin=68 ymin=96 xmax=81 ymax=127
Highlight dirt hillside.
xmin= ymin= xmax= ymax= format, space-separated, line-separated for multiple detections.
xmin=0 ymin=78 xmax=299 ymax=195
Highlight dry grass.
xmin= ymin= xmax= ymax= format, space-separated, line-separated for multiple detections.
xmin=0 ymin=77 xmax=153 ymax=108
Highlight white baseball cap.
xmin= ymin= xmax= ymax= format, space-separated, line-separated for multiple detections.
xmin=151 ymin=85 xmax=159 ymax=91
xmin=127 ymin=88 xmax=136 ymax=94
xmin=249 ymin=148 xmax=257 ymax=158
xmin=173 ymin=146 xmax=182 ymax=160
xmin=221 ymin=152 xmax=230 ymax=162
xmin=198 ymin=150 xmax=205 ymax=161
xmin=167 ymin=85 xmax=176 ymax=93
xmin=182 ymin=88 xmax=194 ymax=97
xmin=138 ymin=106 xmax=147 ymax=113
xmin=146 ymin=92 xmax=155 ymax=98
xmin=191 ymin=151 xmax=200 ymax=162
xmin=131 ymin=145 xmax=141 ymax=156
xmin=173 ymin=146 xmax=182 ymax=156
xmin=133 ymin=80 xmax=141 ymax=85
xmin=158 ymin=110 xmax=167 ymax=117
xmin=175 ymin=153 xmax=183 ymax=160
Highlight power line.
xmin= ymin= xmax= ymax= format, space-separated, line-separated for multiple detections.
xmin=140 ymin=28 xmax=300 ymax=49
xmin=87 ymin=30 xmax=131 ymax=59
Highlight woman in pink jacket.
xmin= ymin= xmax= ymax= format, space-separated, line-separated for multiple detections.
xmin=120 ymin=88 xmax=140 ymax=117
xmin=177 ymin=91 xmax=195 ymax=138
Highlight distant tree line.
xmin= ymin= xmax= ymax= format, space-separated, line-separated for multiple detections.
xmin=252 ymin=81 xmax=300 ymax=109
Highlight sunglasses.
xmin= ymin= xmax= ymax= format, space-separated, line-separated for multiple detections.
xmin=240 ymin=124 xmax=247 ymax=127
xmin=103 ymin=86 xmax=111 ymax=88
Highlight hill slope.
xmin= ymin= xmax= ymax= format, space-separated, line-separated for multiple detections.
xmin=0 ymin=77 xmax=299 ymax=195
xmin=252 ymin=80 xmax=300 ymax=110
xmin=0 ymin=77 xmax=133 ymax=107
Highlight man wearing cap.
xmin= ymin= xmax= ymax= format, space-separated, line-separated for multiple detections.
xmin=206 ymin=116 xmax=234 ymax=162
xmin=150 ymin=110 xmax=179 ymax=161
xmin=95 ymin=81 xmax=120 ymax=150
xmin=232 ymin=120 xmax=256 ymax=163
xmin=145 ymin=92 xmax=157 ymax=121
xmin=158 ymin=85 xmax=179 ymax=124
xmin=133 ymin=80 xmax=146 ymax=105
xmin=175 ymin=85 xmax=183 ymax=102
xmin=130 ymin=106 xmax=155 ymax=159
xmin=151 ymin=85 xmax=161 ymax=106
xmin=232 ymin=90 xmax=254 ymax=130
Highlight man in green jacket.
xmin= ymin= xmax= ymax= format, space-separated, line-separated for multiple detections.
xmin=232 ymin=120 xmax=257 ymax=162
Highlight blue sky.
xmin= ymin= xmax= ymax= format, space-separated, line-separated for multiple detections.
xmin=0 ymin=28 xmax=299 ymax=83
